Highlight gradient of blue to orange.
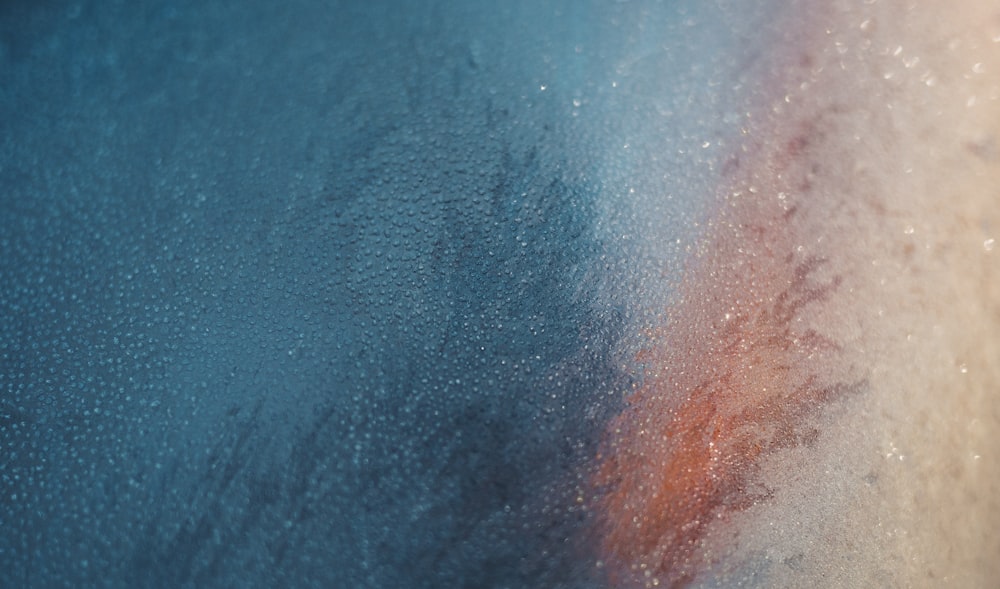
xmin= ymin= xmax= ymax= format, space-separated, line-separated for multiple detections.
xmin=591 ymin=3 xmax=1000 ymax=586
xmin=2 ymin=1 xmax=999 ymax=588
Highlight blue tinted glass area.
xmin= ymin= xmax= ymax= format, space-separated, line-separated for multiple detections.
xmin=0 ymin=1 xmax=773 ymax=587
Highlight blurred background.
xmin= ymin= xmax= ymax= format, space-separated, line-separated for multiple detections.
xmin=0 ymin=1 xmax=783 ymax=587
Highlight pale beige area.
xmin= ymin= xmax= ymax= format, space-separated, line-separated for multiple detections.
xmin=703 ymin=1 xmax=1000 ymax=587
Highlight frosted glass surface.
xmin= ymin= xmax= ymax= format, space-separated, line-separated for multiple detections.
xmin=0 ymin=1 xmax=767 ymax=586
xmin=4 ymin=1 xmax=999 ymax=588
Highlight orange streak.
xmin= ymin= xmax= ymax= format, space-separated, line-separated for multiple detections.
xmin=590 ymin=8 xmax=872 ymax=587
xmin=593 ymin=248 xmax=862 ymax=587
